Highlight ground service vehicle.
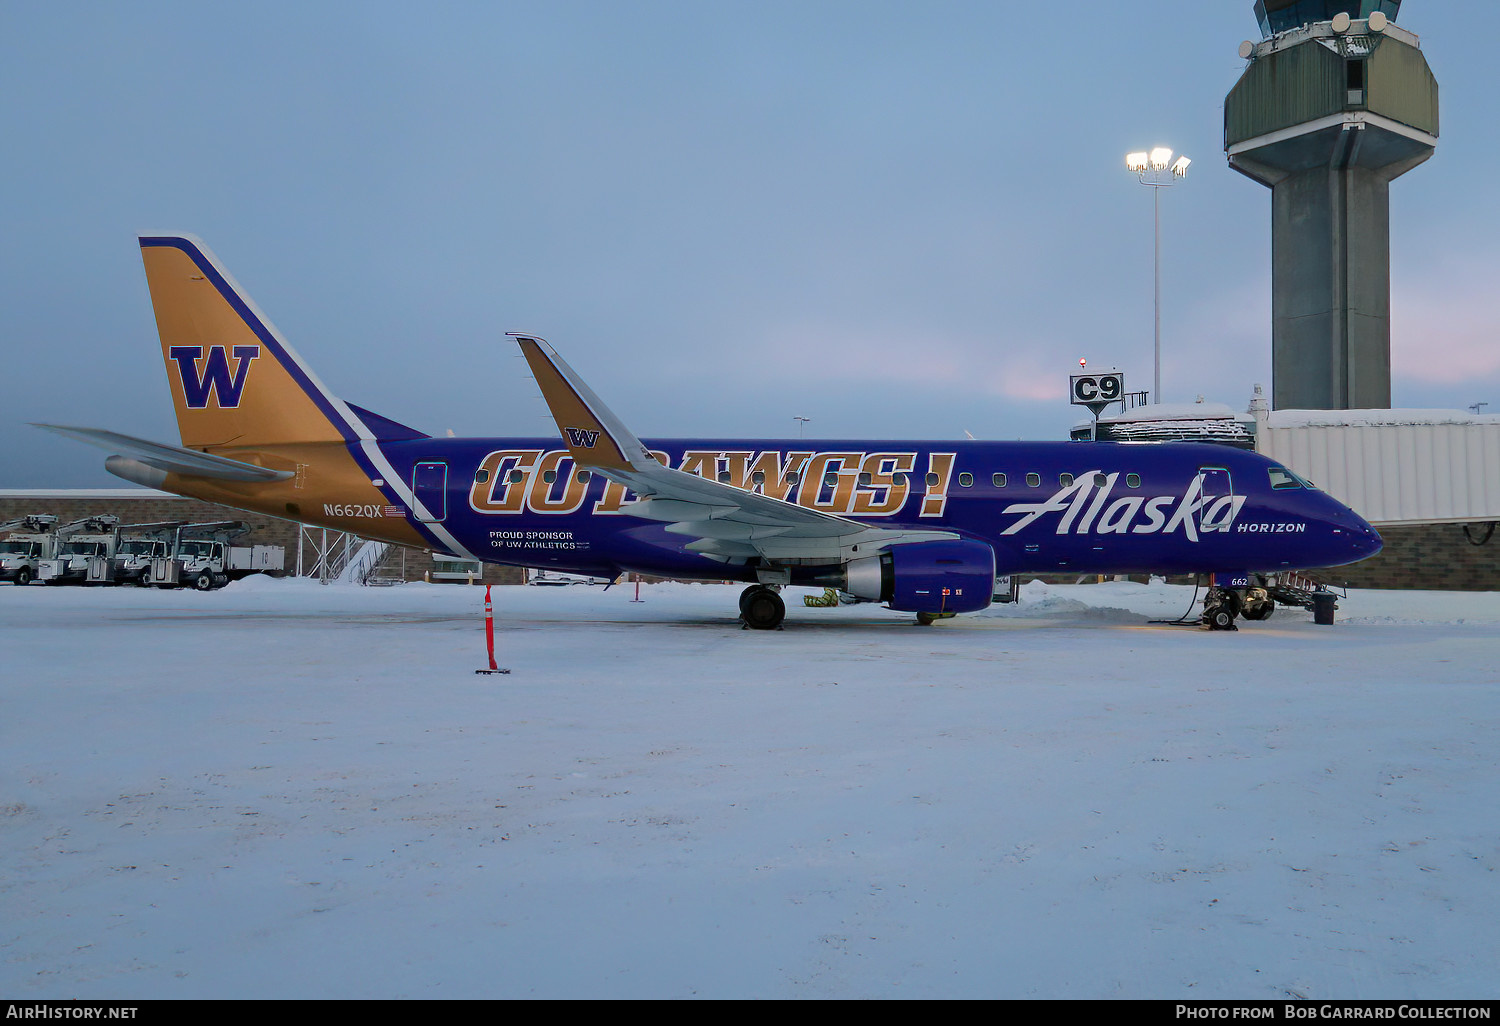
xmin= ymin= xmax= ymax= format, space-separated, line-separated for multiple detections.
xmin=0 ymin=515 xmax=60 ymax=586
xmin=39 ymin=516 xmax=121 ymax=584
xmin=144 ymin=521 xmax=285 ymax=590
xmin=112 ymin=522 xmax=180 ymax=585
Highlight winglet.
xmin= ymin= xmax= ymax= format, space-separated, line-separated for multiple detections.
xmin=511 ymin=334 xmax=657 ymax=474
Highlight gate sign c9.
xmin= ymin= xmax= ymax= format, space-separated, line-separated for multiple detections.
xmin=1070 ymin=372 xmax=1124 ymax=410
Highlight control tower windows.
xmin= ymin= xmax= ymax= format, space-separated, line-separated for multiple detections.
xmin=1347 ymin=59 xmax=1366 ymax=106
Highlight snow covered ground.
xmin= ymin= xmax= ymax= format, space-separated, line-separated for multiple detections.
xmin=2 ymin=577 xmax=1497 ymax=1000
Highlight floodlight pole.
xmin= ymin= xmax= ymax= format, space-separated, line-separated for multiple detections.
xmin=1153 ymin=183 xmax=1161 ymax=407
xmin=1126 ymin=149 xmax=1189 ymax=405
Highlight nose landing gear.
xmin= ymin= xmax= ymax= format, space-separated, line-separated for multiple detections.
xmin=1201 ymin=586 xmax=1243 ymax=631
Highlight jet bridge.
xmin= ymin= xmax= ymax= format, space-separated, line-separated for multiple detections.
xmin=1252 ymin=408 xmax=1500 ymax=530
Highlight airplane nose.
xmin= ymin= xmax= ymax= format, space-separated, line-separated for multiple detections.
xmin=1337 ymin=508 xmax=1383 ymax=561
xmin=1317 ymin=494 xmax=1382 ymax=564
xmin=1355 ymin=520 xmax=1384 ymax=561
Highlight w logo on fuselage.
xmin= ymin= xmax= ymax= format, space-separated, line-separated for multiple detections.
xmin=565 ymin=427 xmax=600 ymax=449
xmin=169 ymin=345 xmax=260 ymax=409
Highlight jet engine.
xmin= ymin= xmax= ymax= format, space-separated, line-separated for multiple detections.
xmin=843 ymin=539 xmax=997 ymax=615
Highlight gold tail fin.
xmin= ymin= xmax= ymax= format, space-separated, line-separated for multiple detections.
xmin=139 ymin=235 xmax=352 ymax=450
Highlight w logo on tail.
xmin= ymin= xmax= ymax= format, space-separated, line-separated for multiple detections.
xmin=565 ymin=427 xmax=600 ymax=449
xmin=169 ymin=345 xmax=260 ymax=409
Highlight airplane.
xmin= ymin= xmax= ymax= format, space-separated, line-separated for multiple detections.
xmin=39 ymin=235 xmax=1383 ymax=630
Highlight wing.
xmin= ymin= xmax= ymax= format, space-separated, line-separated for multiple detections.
xmin=512 ymin=335 xmax=956 ymax=565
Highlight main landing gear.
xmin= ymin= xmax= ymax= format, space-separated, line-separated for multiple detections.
xmin=739 ymin=585 xmax=786 ymax=631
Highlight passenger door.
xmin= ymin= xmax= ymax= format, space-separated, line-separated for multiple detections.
xmin=412 ymin=461 xmax=448 ymax=523
xmin=1197 ymin=466 xmax=1234 ymax=534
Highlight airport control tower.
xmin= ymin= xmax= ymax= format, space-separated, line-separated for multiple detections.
xmin=1225 ymin=1 xmax=1437 ymax=410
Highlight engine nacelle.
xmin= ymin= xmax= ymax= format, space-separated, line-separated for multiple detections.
xmin=844 ymin=539 xmax=996 ymax=615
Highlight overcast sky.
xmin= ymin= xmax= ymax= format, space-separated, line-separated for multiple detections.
xmin=3 ymin=1 xmax=1495 ymax=487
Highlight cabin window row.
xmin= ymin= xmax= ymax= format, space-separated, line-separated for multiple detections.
xmin=473 ymin=466 xmax=1147 ymax=490
xmin=474 ymin=468 xmax=597 ymax=485
xmin=982 ymin=471 xmax=1142 ymax=489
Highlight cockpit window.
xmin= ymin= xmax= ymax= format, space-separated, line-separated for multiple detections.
xmin=1269 ymin=467 xmax=1319 ymax=491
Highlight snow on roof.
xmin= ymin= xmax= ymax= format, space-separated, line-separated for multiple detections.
xmin=1264 ymin=409 xmax=1499 ymax=429
xmin=1095 ymin=401 xmax=1241 ymax=425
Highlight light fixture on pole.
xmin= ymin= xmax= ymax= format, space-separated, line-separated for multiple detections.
xmin=1125 ymin=147 xmax=1189 ymax=405
xmin=794 ymin=416 xmax=811 ymax=438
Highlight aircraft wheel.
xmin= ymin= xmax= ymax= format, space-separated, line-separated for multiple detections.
xmin=738 ymin=585 xmax=762 ymax=615
xmin=1241 ymin=587 xmax=1274 ymax=621
xmin=741 ymin=587 xmax=785 ymax=630
xmin=1206 ymin=606 xmax=1237 ymax=631
xmin=1202 ymin=587 xmax=1241 ymax=631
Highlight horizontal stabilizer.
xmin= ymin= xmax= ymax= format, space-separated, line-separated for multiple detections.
xmin=33 ymin=424 xmax=293 ymax=483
